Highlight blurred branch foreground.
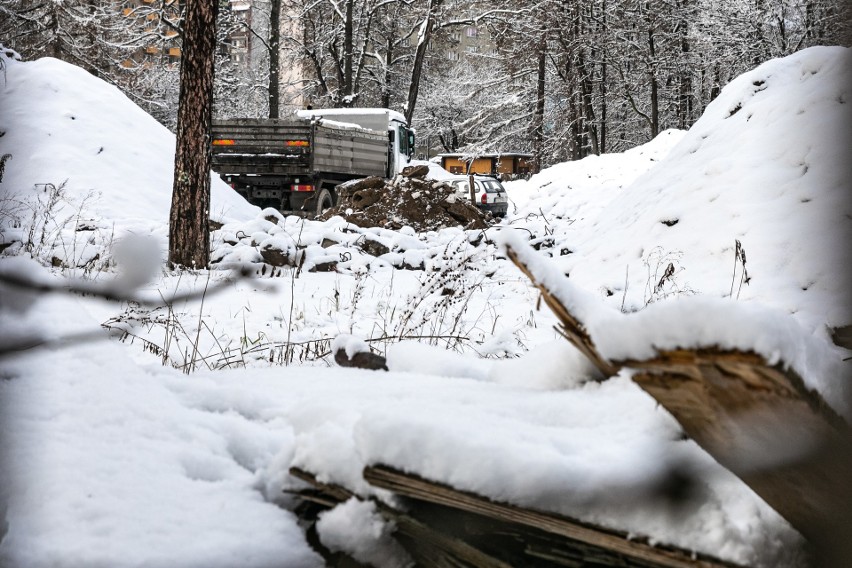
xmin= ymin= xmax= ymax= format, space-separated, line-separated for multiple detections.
xmin=321 ymin=243 xmax=851 ymax=567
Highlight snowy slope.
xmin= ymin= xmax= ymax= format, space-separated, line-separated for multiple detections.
xmin=504 ymin=128 xmax=686 ymax=218
xmin=0 ymin=55 xmax=258 ymax=257
xmin=514 ymin=47 xmax=852 ymax=337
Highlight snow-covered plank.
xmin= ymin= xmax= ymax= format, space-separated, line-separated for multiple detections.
xmin=364 ymin=465 xmax=742 ymax=568
xmin=627 ymin=349 xmax=851 ymax=554
xmin=503 ymin=239 xmax=852 ymax=555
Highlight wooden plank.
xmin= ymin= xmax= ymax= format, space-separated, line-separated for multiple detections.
xmin=504 ymin=242 xmax=852 ymax=559
xmin=289 ymin=467 xmax=515 ymax=568
xmin=627 ymin=349 xmax=852 ymax=549
xmin=504 ymin=245 xmax=618 ymax=378
xmin=364 ymin=465 xmax=742 ymax=568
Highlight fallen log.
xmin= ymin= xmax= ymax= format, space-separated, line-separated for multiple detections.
xmin=626 ymin=349 xmax=852 ymax=563
xmin=504 ymin=242 xmax=852 ymax=564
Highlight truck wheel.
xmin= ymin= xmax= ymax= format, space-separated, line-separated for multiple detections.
xmin=315 ymin=188 xmax=334 ymax=217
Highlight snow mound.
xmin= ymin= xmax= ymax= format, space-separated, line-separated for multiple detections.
xmin=516 ymin=46 xmax=852 ymax=334
xmin=0 ymin=55 xmax=259 ymax=264
xmin=507 ymin=128 xmax=686 ymax=218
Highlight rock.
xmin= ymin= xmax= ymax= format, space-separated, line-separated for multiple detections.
xmin=401 ymin=164 xmax=430 ymax=178
xmin=260 ymin=244 xmax=294 ymax=267
xmin=358 ymin=237 xmax=390 ymax=257
xmin=310 ymin=261 xmax=338 ymax=273
xmin=337 ymin=176 xmax=386 ymax=198
xmin=351 ymin=188 xmax=383 ymax=209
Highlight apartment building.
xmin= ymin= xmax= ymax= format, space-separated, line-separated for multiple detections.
xmin=118 ymin=0 xmax=182 ymax=68
xmin=444 ymin=23 xmax=497 ymax=62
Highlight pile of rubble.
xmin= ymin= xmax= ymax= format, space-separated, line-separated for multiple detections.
xmin=319 ymin=165 xmax=491 ymax=232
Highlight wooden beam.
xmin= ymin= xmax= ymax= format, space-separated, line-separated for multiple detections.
xmin=505 ymin=245 xmax=618 ymax=377
xmin=626 ymin=349 xmax=852 ymax=549
xmin=364 ymin=465 xmax=743 ymax=568
xmin=289 ymin=467 xmax=515 ymax=568
xmin=506 ymin=241 xmax=852 ymax=559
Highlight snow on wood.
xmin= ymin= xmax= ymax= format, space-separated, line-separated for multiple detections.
xmin=291 ymin=465 xmax=742 ymax=568
xmin=503 ymin=238 xmax=852 ymax=559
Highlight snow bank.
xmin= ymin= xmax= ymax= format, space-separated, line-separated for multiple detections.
xmin=513 ymin=46 xmax=852 ymax=335
xmin=2 ymin=45 xmax=849 ymax=568
xmin=0 ymin=54 xmax=258 ymax=264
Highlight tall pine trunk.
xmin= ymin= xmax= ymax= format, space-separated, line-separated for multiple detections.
xmin=168 ymin=0 xmax=218 ymax=269
xmin=269 ymin=0 xmax=281 ymax=118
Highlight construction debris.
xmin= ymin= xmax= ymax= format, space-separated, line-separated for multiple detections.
xmin=320 ymin=169 xmax=491 ymax=232
xmin=289 ymin=465 xmax=742 ymax=568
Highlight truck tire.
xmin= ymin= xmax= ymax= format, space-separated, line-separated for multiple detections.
xmin=315 ymin=188 xmax=334 ymax=217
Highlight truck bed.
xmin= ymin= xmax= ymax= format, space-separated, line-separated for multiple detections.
xmin=211 ymin=117 xmax=389 ymax=178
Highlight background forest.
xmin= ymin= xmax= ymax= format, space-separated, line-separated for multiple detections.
xmin=2 ymin=0 xmax=849 ymax=170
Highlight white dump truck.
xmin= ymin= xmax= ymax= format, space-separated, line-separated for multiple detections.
xmin=211 ymin=108 xmax=415 ymax=216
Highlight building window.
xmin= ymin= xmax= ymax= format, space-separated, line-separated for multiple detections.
xmin=447 ymin=51 xmax=459 ymax=61
xmin=465 ymin=26 xmax=477 ymax=38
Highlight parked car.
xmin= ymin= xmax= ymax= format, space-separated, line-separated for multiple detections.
xmin=446 ymin=175 xmax=509 ymax=217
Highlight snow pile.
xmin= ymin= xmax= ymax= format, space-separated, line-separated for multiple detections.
xmin=316 ymin=499 xmax=411 ymax=567
xmin=0 ymin=55 xmax=258 ymax=268
xmin=505 ymin=128 xmax=686 ymax=218
xmin=511 ymin=47 xmax=852 ymax=337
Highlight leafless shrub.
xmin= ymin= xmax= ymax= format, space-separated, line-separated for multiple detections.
xmin=730 ymin=239 xmax=751 ymax=299
xmin=2 ymin=180 xmax=113 ymax=277
xmin=642 ymin=247 xmax=695 ymax=306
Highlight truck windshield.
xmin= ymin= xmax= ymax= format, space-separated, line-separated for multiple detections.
xmin=397 ymin=124 xmax=409 ymax=156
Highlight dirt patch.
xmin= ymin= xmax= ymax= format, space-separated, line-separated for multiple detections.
xmin=320 ymin=170 xmax=491 ymax=232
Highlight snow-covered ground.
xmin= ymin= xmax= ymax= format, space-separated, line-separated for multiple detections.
xmin=1 ymin=46 xmax=849 ymax=568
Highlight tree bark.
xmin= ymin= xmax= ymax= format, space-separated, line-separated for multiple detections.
xmin=648 ymin=26 xmax=659 ymax=138
xmin=269 ymin=0 xmax=281 ymax=118
xmin=532 ymin=38 xmax=546 ymax=173
xmin=343 ymin=0 xmax=354 ymax=101
xmin=405 ymin=0 xmax=441 ymax=125
xmin=168 ymin=0 xmax=218 ymax=269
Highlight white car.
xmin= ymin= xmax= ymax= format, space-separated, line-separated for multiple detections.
xmin=447 ymin=175 xmax=509 ymax=217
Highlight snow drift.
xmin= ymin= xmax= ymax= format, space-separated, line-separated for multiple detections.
xmin=512 ymin=46 xmax=852 ymax=337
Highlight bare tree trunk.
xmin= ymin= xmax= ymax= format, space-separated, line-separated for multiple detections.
xmin=405 ymin=0 xmax=441 ymax=125
xmin=269 ymin=0 xmax=281 ymax=118
xmin=344 ymin=0 xmax=354 ymax=101
xmin=169 ymin=0 xmax=218 ymax=269
xmin=648 ymin=27 xmax=659 ymax=138
xmin=533 ymin=41 xmax=546 ymax=173
xmin=381 ymin=36 xmax=393 ymax=109
xmin=600 ymin=0 xmax=608 ymax=153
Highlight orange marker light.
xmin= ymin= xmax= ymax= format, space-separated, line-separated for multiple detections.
xmin=212 ymin=139 xmax=235 ymax=146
